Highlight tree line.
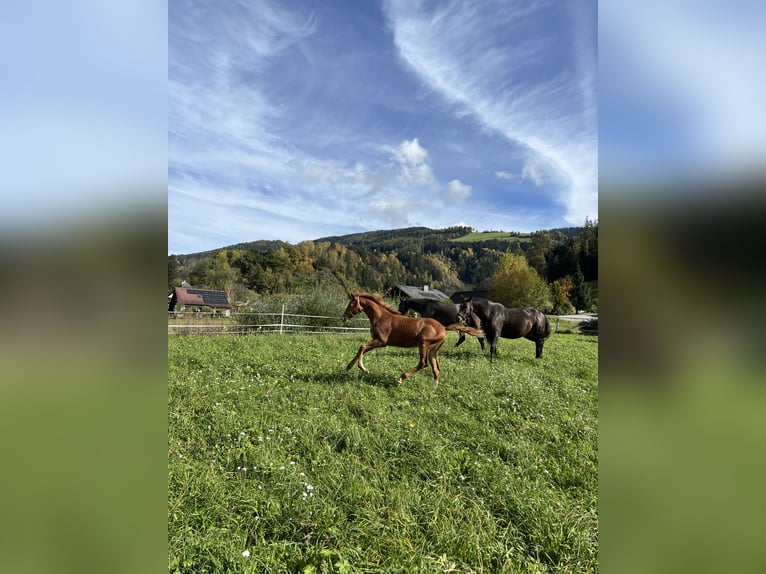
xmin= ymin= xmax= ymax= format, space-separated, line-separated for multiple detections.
xmin=168 ymin=220 xmax=597 ymax=313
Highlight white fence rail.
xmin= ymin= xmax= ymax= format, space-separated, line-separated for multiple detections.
xmin=168 ymin=307 xmax=597 ymax=336
xmin=168 ymin=305 xmax=369 ymax=335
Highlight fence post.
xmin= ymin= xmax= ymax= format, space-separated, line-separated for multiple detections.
xmin=280 ymin=304 xmax=285 ymax=334
xmin=556 ymin=317 xmax=559 ymax=333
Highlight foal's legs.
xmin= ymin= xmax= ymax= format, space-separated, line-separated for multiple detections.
xmin=396 ymin=341 xmax=429 ymax=385
xmin=396 ymin=336 xmax=445 ymax=385
xmin=345 ymin=339 xmax=385 ymax=373
xmin=427 ymin=339 xmax=445 ymax=386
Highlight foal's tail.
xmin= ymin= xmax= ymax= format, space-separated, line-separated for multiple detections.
xmin=445 ymin=324 xmax=484 ymax=338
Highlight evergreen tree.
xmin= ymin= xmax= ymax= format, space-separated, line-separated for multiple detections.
xmin=570 ymin=263 xmax=593 ymax=312
xmin=576 ymin=217 xmax=598 ymax=281
xmin=168 ymin=255 xmax=181 ymax=291
xmin=526 ymin=231 xmax=552 ymax=277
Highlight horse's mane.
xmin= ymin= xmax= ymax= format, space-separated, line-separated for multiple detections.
xmin=461 ymin=297 xmax=490 ymax=306
xmin=357 ymin=293 xmax=401 ymax=314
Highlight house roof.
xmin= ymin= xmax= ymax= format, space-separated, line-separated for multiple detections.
xmin=171 ymin=287 xmax=231 ymax=308
xmin=392 ymin=285 xmax=449 ymax=301
xmin=449 ymin=289 xmax=489 ymax=303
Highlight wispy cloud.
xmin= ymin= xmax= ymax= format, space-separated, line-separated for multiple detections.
xmin=169 ymin=2 xmax=483 ymax=251
xmin=383 ymin=0 xmax=597 ymax=225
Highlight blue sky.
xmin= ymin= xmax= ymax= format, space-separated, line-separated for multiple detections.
xmin=599 ymin=0 xmax=766 ymax=185
xmin=168 ymin=0 xmax=598 ymax=254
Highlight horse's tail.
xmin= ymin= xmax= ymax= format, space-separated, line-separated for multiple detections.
xmin=524 ymin=307 xmax=551 ymax=340
xmin=537 ymin=311 xmax=552 ymax=340
xmin=445 ymin=324 xmax=484 ymax=338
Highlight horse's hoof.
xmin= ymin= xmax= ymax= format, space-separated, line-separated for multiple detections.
xmin=396 ymin=378 xmax=403 ymax=385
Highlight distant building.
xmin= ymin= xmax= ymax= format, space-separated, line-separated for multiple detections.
xmin=450 ymin=289 xmax=489 ymax=303
xmin=168 ymin=286 xmax=231 ymax=313
xmin=389 ymin=285 xmax=449 ymax=301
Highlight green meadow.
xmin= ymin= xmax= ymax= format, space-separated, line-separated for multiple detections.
xmin=168 ymin=332 xmax=597 ymax=573
xmin=448 ymin=231 xmax=532 ymax=243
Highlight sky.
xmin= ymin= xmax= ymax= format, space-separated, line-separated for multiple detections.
xmin=599 ymin=0 xmax=766 ymax=186
xmin=168 ymin=0 xmax=598 ymax=254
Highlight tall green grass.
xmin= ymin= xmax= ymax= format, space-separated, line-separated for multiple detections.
xmin=168 ymin=332 xmax=597 ymax=573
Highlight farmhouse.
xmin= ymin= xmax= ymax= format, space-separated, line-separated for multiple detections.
xmin=168 ymin=285 xmax=231 ymax=314
xmin=450 ymin=289 xmax=489 ymax=303
xmin=389 ymin=284 xmax=449 ymax=301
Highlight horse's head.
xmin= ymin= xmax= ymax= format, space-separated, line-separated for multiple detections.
xmin=341 ymin=294 xmax=363 ymax=322
xmin=456 ymin=297 xmax=473 ymax=324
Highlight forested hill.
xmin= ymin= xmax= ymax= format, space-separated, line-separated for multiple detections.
xmin=168 ymin=222 xmax=597 ymax=309
xmin=315 ymin=225 xmax=583 ymax=251
xmin=315 ymin=226 xmax=469 ymax=249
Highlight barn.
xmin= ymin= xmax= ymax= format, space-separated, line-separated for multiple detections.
xmin=450 ymin=289 xmax=489 ymax=303
xmin=389 ymin=285 xmax=450 ymax=302
xmin=168 ymin=286 xmax=231 ymax=313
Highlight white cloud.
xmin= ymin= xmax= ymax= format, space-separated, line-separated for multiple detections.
xmin=521 ymin=160 xmax=544 ymax=186
xmin=494 ymin=161 xmax=545 ymax=186
xmin=369 ymin=197 xmax=423 ymax=225
xmin=445 ymin=179 xmax=472 ymax=202
xmin=396 ymin=137 xmax=429 ymax=165
xmin=388 ymin=138 xmax=436 ymax=188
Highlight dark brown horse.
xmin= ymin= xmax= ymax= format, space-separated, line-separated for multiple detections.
xmin=398 ymin=297 xmax=485 ymax=351
xmin=342 ymin=293 xmax=484 ymax=385
xmin=457 ymin=297 xmax=551 ymax=361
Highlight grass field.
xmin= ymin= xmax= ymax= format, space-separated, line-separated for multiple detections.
xmin=168 ymin=331 xmax=598 ymax=573
xmin=449 ymin=232 xmax=532 ymax=243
